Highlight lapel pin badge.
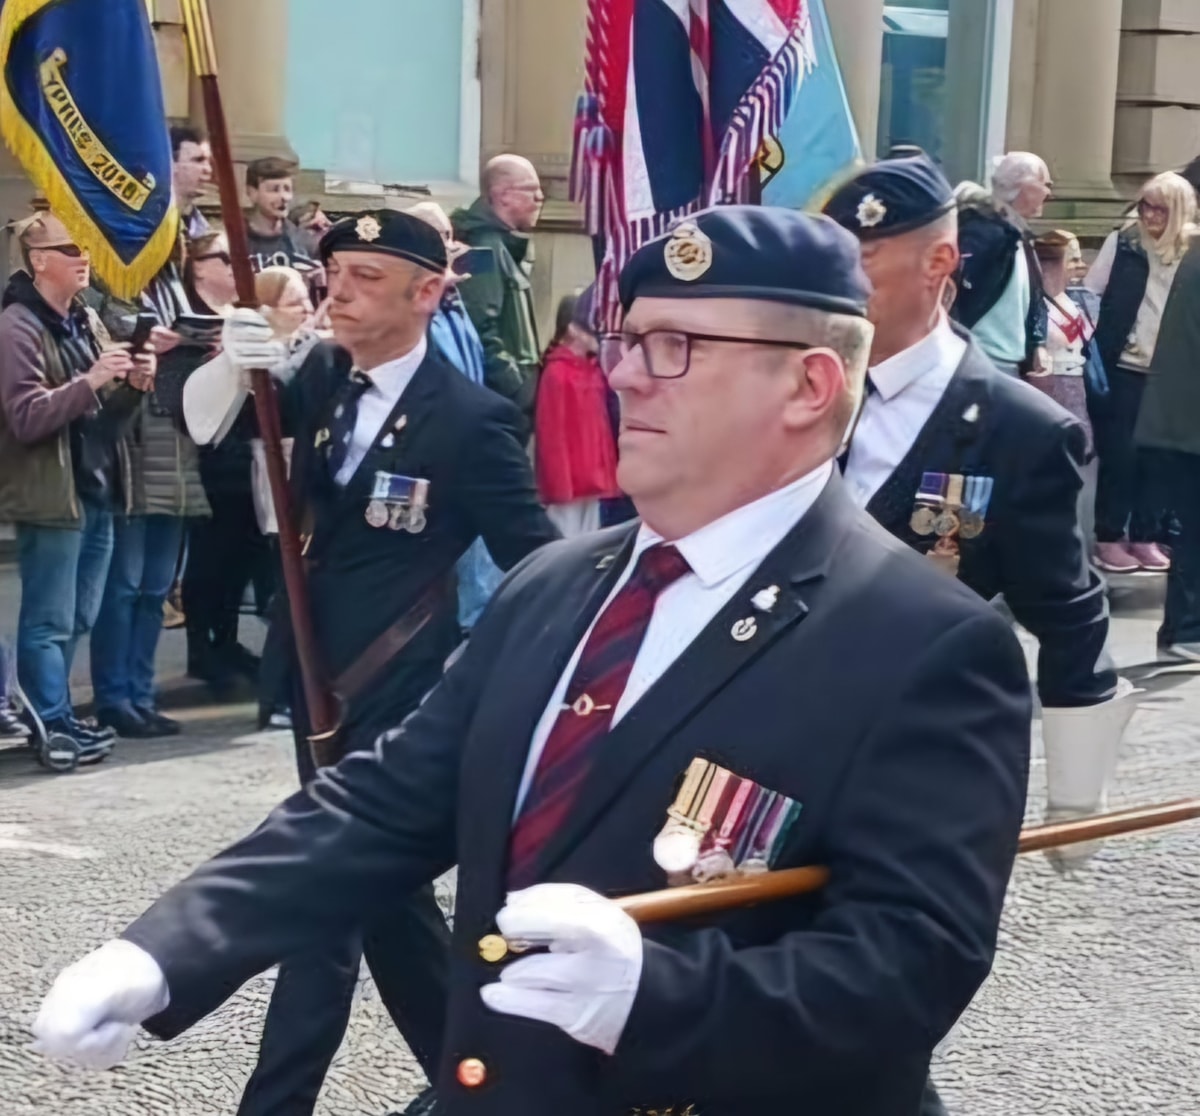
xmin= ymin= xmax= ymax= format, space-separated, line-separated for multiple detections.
xmin=596 ymin=553 xmax=617 ymax=571
xmin=731 ymin=617 xmax=758 ymax=643
xmin=751 ymin=586 xmax=780 ymax=613
xmin=963 ymin=404 xmax=980 ymax=424
xmin=394 ymin=415 xmax=408 ymax=433
xmin=314 ymin=428 xmax=330 ymax=448
xmin=381 ymin=433 xmax=396 ymax=449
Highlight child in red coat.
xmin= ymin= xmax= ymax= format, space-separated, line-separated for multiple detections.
xmin=535 ymin=291 xmax=621 ymax=536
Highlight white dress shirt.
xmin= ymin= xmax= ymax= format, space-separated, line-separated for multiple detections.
xmin=842 ymin=316 xmax=967 ymax=508
xmin=514 ymin=461 xmax=833 ymax=814
xmin=334 ymin=335 xmax=427 ymax=486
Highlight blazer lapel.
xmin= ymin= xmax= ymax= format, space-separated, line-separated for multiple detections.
xmin=464 ymin=526 xmax=639 ymax=891
xmin=529 ymin=473 xmax=863 ymax=882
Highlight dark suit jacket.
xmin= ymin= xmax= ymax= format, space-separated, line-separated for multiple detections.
xmin=268 ymin=338 xmax=558 ymax=746
xmin=125 ymin=474 xmax=1030 ymax=1116
xmin=862 ymin=340 xmax=1115 ymax=709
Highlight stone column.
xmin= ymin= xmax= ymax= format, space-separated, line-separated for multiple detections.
xmin=824 ymin=0 xmax=886 ymax=158
xmin=198 ymin=0 xmax=296 ymax=163
xmin=1029 ymin=0 xmax=1122 ymax=195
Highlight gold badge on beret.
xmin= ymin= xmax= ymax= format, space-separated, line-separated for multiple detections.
xmin=664 ymin=222 xmax=713 ymax=282
xmin=356 ymin=215 xmax=382 ymax=242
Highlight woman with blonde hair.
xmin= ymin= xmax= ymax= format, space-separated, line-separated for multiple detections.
xmin=1084 ymin=171 xmax=1196 ymax=574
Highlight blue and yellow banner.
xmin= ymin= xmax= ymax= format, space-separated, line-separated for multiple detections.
xmin=0 ymin=0 xmax=178 ymax=297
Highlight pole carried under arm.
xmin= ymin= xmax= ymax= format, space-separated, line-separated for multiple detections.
xmin=180 ymin=0 xmax=341 ymax=765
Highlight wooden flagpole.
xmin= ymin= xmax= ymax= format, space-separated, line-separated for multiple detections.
xmin=179 ymin=0 xmax=341 ymax=764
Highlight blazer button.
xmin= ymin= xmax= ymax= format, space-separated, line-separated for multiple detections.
xmin=457 ymin=1057 xmax=487 ymax=1089
xmin=478 ymin=934 xmax=509 ymax=963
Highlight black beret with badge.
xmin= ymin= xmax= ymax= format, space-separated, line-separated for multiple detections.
xmin=618 ymin=204 xmax=870 ymax=318
xmin=319 ymin=208 xmax=448 ymax=273
xmin=823 ymin=154 xmax=956 ymax=241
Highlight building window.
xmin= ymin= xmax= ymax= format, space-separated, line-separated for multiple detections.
xmin=879 ymin=3 xmax=949 ymax=160
xmin=285 ymin=0 xmax=480 ymax=191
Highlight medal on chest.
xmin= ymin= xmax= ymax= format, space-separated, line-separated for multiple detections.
xmin=365 ymin=470 xmax=430 ymax=534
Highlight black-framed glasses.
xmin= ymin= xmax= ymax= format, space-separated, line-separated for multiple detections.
xmin=617 ymin=328 xmax=814 ymax=380
xmin=195 ymin=251 xmax=232 ymax=265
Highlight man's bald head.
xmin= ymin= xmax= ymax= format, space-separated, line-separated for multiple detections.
xmin=483 ymin=154 xmax=544 ymax=232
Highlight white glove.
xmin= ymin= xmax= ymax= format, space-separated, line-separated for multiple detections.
xmin=479 ymin=883 xmax=643 ymax=1055
xmin=221 ymin=307 xmax=288 ymax=373
xmin=32 ymin=940 xmax=169 ymax=1069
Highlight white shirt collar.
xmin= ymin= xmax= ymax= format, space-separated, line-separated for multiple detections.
xmin=360 ymin=335 xmax=428 ymax=398
xmin=633 ymin=460 xmax=834 ymax=589
xmin=869 ymin=314 xmax=960 ymax=402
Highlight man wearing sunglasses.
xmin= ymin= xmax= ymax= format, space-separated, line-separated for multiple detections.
xmin=35 ymin=206 xmax=1030 ymax=1116
xmin=0 ymin=213 xmax=155 ymax=760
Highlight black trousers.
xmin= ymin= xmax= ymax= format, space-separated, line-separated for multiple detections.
xmin=1157 ymin=450 xmax=1200 ymax=647
xmin=183 ymin=489 xmax=271 ymax=655
xmin=1093 ymin=368 xmax=1166 ymax=543
xmin=237 ymin=702 xmax=451 ymax=1116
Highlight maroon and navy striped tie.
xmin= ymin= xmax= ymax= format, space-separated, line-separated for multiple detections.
xmin=508 ymin=544 xmax=692 ymax=889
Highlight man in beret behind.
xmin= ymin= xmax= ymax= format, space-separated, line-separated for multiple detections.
xmin=34 ymin=207 xmax=1029 ymax=1116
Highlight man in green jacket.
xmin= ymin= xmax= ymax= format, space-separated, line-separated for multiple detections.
xmin=452 ymin=154 xmax=544 ymax=438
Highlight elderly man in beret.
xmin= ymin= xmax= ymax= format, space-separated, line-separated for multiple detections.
xmin=34 ymin=207 xmax=1030 ymax=1116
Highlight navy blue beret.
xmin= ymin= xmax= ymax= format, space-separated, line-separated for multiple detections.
xmin=823 ymin=155 xmax=955 ymax=241
xmin=319 ymin=209 xmax=447 ymax=272
xmin=618 ymin=205 xmax=870 ymax=318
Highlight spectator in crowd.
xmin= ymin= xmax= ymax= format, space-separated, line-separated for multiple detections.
xmin=410 ymin=200 xmax=506 ymax=635
xmin=952 ymin=151 xmax=1052 ymax=376
xmin=0 ymin=638 xmax=30 ymax=741
xmin=244 ymin=158 xmax=318 ymax=274
xmin=287 ymin=201 xmax=333 ymax=262
xmin=0 ymin=214 xmax=154 ymax=756
xmin=89 ymin=248 xmax=217 ymax=739
xmin=1135 ymin=208 xmax=1200 ymax=660
xmin=1033 ymin=230 xmax=1097 ymax=544
xmin=452 ymin=154 xmax=544 ymax=438
xmin=171 ymin=125 xmax=213 ymax=239
xmin=535 ymin=289 xmax=620 ymax=537
xmin=1084 ymin=171 xmax=1196 ymax=575
xmin=180 ymin=232 xmax=269 ymax=693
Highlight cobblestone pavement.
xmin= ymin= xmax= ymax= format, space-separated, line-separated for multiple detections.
xmin=2 ymin=592 xmax=1198 ymax=1115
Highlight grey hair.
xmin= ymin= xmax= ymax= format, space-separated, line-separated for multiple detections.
xmin=991 ymin=152 xmax=1048 ymax=204
xmin=787 ymin=306 xmax=875 ymax=403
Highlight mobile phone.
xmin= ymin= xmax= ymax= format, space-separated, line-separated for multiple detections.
xmin=129 ymin=313 xmax=157 ymax=354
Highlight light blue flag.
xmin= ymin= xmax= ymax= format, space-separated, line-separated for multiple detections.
xmin=761 ymin=0 xmax=862 ymax=212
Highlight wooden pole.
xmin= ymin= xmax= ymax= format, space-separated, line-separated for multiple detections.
xmin=613 ymin=798 xmax=1200 ymax=925
xmin=179 ymin=0 xmax=340 ymax=764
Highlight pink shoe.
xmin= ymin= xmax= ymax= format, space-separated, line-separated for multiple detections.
xmin=1094 ymin=541 xmax=1139 ymax=574
xmin=1126 ymin=542 xmax=1171 ymax=572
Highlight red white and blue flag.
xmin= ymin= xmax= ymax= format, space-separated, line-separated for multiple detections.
xmin=572 ymin=0 xmax=817 ymax=329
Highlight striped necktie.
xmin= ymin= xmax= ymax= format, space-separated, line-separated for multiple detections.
xmin=326 ymin=370 xmax=373 ymax=483
xmin=508 ymin=544 xmax=692 ymax=888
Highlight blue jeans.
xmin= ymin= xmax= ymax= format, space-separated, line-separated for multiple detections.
xmin=16 ymin=502 xmax=115 ymax=722
xmin=91 ymin=515 xmax=186 ymax=711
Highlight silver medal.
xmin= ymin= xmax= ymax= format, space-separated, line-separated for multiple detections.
xmin=365 ymin=500 xmax=389 ymax=529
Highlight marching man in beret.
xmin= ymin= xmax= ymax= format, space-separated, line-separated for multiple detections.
xmin=185 ymin=208 xmax=558 ymax=1115
xmin=34 ymin=208 xmax=1030 ymax=1116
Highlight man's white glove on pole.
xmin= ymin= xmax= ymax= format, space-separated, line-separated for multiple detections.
xmin=32 ymin=940 xmax=169 ymax=1069
xmin=480 ymin=883 xmax=643 ymax=1055
xmin=222 ymin=307 xmax=288 ymax=375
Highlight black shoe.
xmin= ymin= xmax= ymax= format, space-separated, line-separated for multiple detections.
xmin=67 ymin=715 xmax=117 ymax=748
xmin=222 ymin=642 xmax=261 ymax=682
xmin=0 ymin=705 xmax=30 ymax=740
xmin=132 ymin=707 xmax=183 ymax=737
xmin=95 ymin=706 xmax=155 ymax=739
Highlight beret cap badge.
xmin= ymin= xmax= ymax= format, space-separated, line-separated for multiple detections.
xmin=356 ymin=215 xmax=383 ymax=243
xmin=664 ymin=222 xmax=714 ymax=282
xmin=856 ymin=194 xmax=887 ymax=230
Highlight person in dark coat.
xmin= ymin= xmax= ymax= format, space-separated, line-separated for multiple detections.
xmin=184 ymin=209 xmax=559 ymax=1116
xmin=826 ymin=153 xmax=1139 ymax=1116
xmin=1135 ymin=235 xmax=1200 ymax=660
xmin=36 ymin=207 xmax=1031 ymax=1116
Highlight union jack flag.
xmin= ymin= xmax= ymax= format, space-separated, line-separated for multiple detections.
xmin=571 ymin=0 xmax=816 ymax=329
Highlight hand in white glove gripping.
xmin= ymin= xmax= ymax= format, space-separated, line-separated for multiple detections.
xmin=221 ymin=307 xmax=288 ymax=374
xmin=479 ymin=883 xmax=643 ymax=1056
xmin=32 ymin=940 xmax=169 ymax=1069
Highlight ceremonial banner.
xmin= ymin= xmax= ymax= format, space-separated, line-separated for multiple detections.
xmin=573 ymin=0 xmax=840 ymax=329
xmin=0 ymin=0 xmax=178 ymax=297
xmin=760 ymin=0 xmax=860 ymax=211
